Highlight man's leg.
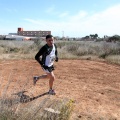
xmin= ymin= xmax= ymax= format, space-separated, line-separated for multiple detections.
xmin=47 ymin=71 xmax=55 ymax=89
xmin=33 ymin=74 xmax=48 ymax=85
xmin=47 ymin=72 xmax=56 ymax=95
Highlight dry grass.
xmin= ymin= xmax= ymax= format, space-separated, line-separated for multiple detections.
xmin=0 ymin=40 xmax=120 ymax=65
xmin=0 ymin=97 xmax=74 ymax=120
xmin=106 ymin=55 xmax=120 ymax=64
xmin=0 ymin=40 xmax=120 ymax=64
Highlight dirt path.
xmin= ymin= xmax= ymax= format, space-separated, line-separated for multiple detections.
xmin=0 ymin=59 xmax=120 ymax=119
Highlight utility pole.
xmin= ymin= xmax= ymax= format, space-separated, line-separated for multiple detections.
xmin=62 ymin=31 xmax=64 ymax=38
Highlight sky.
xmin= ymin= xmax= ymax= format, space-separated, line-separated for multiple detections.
xmin=0 ymin=0 xmax=120 ymax=38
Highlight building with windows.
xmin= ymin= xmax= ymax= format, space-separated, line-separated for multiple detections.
xmin=17 ymin=28 xmax=51 ymax=37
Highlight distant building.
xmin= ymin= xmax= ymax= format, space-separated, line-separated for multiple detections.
xmin=5 ymin=35 xmax=37 ymax=41
xmin=9 ymin=33 xmax=17 ymax=35
xmin=17 ymin=28 xmax=51 ymax=37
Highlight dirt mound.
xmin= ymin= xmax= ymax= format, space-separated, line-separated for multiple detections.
xmin=0 ymin=59 xmax=120 ymax=119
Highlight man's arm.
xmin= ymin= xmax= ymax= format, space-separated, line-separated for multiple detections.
xmin=35 ymin=46 xmax=45 ymax=65
xmin=54 ymin=44 xmax=58 ymax=62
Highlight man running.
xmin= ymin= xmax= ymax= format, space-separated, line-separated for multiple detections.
xmin=33 ymin=34 xmax=58 ymax=95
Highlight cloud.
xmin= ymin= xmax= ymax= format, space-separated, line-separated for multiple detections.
xmin=80 ymin=4 xmax=120 ymax=36
xmin=45 ymin=6 xmax=55 ymax=13
xmin=24 ymin=18 xmax=43 ymax=24
xmin=58 ymin=11 xmax=69 ymax=18
xmin=69 ymin=10 xmax=88 ymax=22
xmin=24 ymin=4 xmax=120 ymax=37
xmin=5 ymin=8 xmax=18 ymax=13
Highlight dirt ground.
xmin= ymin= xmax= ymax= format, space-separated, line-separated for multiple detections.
xmin=0 ymin=59 xmax=120 ymax=119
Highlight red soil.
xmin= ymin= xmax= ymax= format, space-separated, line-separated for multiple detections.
xmin=0 ymin=59 xmax=120 ymax=119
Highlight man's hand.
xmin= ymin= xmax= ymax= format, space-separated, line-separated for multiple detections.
xmin=55 ymin=57 xmax=58 ymax=62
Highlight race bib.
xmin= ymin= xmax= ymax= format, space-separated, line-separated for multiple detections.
xmin=50 ymin=55 xmax=55 ymax=63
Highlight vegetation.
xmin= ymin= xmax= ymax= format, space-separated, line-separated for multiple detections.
xmin=0 ymin=39 xmax=120 ymax=64
xmin=0 ymin=97 xmax=74 ymax=120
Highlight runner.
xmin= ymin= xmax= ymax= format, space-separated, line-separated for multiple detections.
xmin=33 ymin=34 xmax=58 ymax=95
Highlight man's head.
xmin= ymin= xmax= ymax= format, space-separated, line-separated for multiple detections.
xmin=46 ymin=34 xmax=54 ymax=46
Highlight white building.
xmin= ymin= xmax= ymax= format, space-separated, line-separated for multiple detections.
xmin=5 ymin=35 xmax=37 ymax=41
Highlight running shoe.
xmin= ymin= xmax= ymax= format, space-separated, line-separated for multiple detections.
xmin=33 ymin=76 xmax=39 ymax=85
xmin=48 ymin=89 xmax=56 ymax=95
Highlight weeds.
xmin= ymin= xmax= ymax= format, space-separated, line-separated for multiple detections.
xmin=0 ymin=98 xmax=74 ymax=120
xmin=0 ymin=40 xmax=120 ymax=64
xmin=58 ymin=99 xmax=74 ymax=120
